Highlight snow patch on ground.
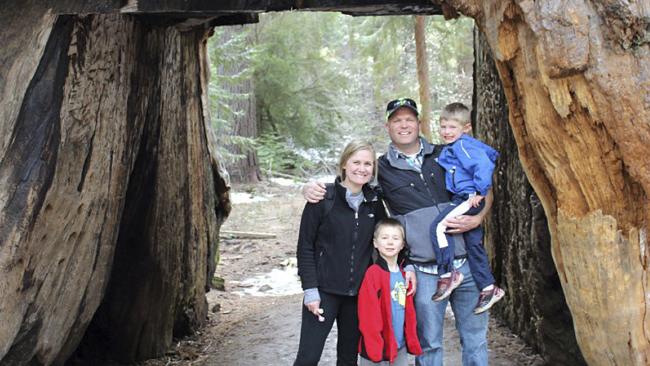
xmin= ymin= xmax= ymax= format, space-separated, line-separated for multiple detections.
xmin=268 ymin=177 xmax=302 ymax=187
xmin=314 ymin=175 xmax=336 ymax=183
xmin=267 ymin=175 xmax=336 ymax=186
xmin=234 ymin=266 xmax=302 ymax=297
xmin=229 ymin=192 xmax=270 ymax=204
xmin=230 ymin=175 xmax=336 ymax=204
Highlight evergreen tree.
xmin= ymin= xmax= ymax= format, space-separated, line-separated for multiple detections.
xmin=208 ymin=13 xmax=475 ymax=176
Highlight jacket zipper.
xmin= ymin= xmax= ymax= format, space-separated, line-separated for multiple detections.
xmin=419 ymin=172 xmax=434 ymax=199
xmin=348 ymin=210 xmax=360 ymax=294
xmin=352 ymin=210 xmax=359 ymax=249
xmin=451 ymin=167 xmax=456 ymax=189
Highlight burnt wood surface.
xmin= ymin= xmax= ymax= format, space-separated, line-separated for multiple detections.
xmin=1 ymin=6 xmax=228 ymax=365
xmin=46 ymin=0 xmax=443 ymax=16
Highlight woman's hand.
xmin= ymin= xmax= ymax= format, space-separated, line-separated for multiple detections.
xmin=305 ymin=301 xmax=325 ymax=322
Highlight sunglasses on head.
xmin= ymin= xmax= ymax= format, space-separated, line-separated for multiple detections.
xmin=387 ymin=98 xmax=417 ymax=111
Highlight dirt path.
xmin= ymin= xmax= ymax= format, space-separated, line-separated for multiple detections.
xmin=145 ymin=180 xmax=544 ymax=366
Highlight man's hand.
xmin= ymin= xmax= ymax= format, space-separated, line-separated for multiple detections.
xmin=444 ymin=214 xmax=482 ymax=234
xmin=305 ymin=301 xmax=325 ymax=322
xmin=405 ymin=270 xmax=417 ymax=296
xmin=302 ymin=181 xmax=327 ymax=203
xmin=445 ymin=189 xmax=493 ymax=233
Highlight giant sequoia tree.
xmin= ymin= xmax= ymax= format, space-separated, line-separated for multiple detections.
xmin=0 ymin=5 xmax=232 ymax=365
xmin=473 ymin=28 xmax=586 ymax=365
xmin=0 ymin=1 xmax=648 ymax=365
xmin=448 ymin=1 xmax=649 ymax=364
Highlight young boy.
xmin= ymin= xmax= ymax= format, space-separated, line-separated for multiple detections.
xmin=358 ymin=218 xmax=422 ymax=366
xmin=429 ymin=102 xmax=505 ymax=314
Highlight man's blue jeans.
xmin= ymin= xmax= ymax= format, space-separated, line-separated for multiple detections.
xmin=414 ymin=261 xmax=488 ymax=366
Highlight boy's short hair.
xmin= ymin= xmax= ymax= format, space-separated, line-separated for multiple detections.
xmin=440 ymin=102 xmax=471 ymax=125
xmin=374 ymin=218 xmax=405 ymax=239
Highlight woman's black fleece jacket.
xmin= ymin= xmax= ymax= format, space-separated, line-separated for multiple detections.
xmin=297 ymin=179 xmax=387 ymax=297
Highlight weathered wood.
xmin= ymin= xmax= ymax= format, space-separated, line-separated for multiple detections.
xmin=71 ymin=16 xmax=228 ymax=364
xmin=120 ymin=0 xmax=444 ymax=16
xmin=0 ymin=7 xmax=229 ymax=365
xmin=473 ymin=28 xmax=585 ymax=366
xmin=1 ymin=1 xmax=649 ymax=365
xmin=42 ymin=0 xmax=443 ymax=16
xmin=0 ymin=8 xmax=74 ymax=364
xmin=449 ymin=1 xmax=650 ymax=364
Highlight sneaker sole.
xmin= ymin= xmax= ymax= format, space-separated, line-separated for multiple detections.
xmin=473 ymin=288 xmax=505 ymax=314
xmin=432 ymin=273 xmax=464 ymax=302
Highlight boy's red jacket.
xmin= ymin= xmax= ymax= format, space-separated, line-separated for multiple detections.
xmin=357 ymin=257 xmax=422 ymax=362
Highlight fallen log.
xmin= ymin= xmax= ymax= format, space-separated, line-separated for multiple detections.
xmin=261 ymin=168 xmax=305 ymax=182
xmin=220 ymin=230 xmax=277 ymax=239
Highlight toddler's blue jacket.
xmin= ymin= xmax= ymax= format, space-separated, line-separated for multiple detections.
xmin=436 ymin=134 xmax=499 ymax=196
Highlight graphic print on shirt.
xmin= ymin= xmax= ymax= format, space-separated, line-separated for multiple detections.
xmin=391 ymin=279 xmax=407 ymax=307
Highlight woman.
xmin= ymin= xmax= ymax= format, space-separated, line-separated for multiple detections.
xmin=294 ymin=140 xmax=386 ymax=366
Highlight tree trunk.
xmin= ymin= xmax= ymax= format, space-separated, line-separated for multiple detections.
xmin=448 ymin=1 xmax=650 ymax=364
xmin=0 ymin=7 xmax=229 ymax=365
xmin=2 ymin=2 xmax=649 ymax=366
xmin=213 ymin=26 xmax=261 ymax=184
xmin=414 ymin=15 xmax=432 ymax=141
xmin=472 ymin=27 xmax=586 ymax=366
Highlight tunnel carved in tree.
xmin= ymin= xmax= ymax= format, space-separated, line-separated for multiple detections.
xmin=0 ymin=1 xmax=648 ymax=365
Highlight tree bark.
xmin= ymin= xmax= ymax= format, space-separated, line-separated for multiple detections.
xmin=472 ymin=27 xmax=585 ymax=366
xmin=0 ymin=8 xmax=229 ymax=365
xmin=1 ymin=1 xmax=649 ymax=365
xmin=213 ymin=26 xmax=261 ymax=184
xmin=414 ymin=15 xmax=432 ymax=141
xmin=448 ymin=1 xmax=650 ymax=365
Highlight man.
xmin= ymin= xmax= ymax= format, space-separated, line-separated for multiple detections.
xmin=304 ymin=98 xmax=492 ymax=365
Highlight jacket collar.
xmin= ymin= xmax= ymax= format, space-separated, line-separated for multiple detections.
xmin=374 ymin=255 xmax=391 ymax=271
xmin=374 ymin=253 xmax=406 ymax=272
xmin=446 ymin=133 xmax=470 ymax=147
xmin=334 ymin=176 xmax=378 ymax=202
xmin=386 ymin=137 xmax=435 ymax=170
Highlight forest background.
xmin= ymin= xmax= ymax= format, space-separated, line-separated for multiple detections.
xmin=208 ymin=12 xmax=474 ymax=182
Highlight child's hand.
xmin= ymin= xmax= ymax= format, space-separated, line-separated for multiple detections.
xmin=469 ymin=195 xmax=484 ymax=208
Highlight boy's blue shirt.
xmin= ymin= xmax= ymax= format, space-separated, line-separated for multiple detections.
xmin=437 ymin=134 xmax=499 ymax=196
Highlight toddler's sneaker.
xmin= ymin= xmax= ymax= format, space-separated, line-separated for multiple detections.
xmin=431 ymin=270 xmax=464 ymax=302
xmin=473 ymin=286 xmax=505 ymax=314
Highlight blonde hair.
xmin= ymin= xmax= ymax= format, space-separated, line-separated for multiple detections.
xmin=337 ymin=140 xmax=377 ymax=181
xmin=440 ymin=102 xmax=471 ymax=126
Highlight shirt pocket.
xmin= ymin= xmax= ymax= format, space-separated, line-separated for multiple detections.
xmin=317 ymin=248 xmax=328 ymax=280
